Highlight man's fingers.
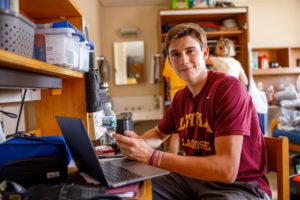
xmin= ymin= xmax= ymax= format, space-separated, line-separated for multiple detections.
xmin=112 ymin=133 xmax=132 ymax=144
xmin=124 ymin=130 xmax=139 ymax=138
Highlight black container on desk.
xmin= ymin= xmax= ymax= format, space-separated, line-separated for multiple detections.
xmin=116 ymin=112 xmax=133 ymax=135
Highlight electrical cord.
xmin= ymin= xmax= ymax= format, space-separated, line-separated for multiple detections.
xmin=15 ymin=89 xmax=27 ymax=134
xmin=0 ymin=110 xmax=17 ymax=119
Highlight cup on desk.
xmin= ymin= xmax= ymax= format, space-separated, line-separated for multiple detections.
xmin=116 ymin=118 xmax=133 ymax=135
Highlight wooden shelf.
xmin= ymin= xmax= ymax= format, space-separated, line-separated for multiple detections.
xmin=206 ymin=30 xmax=243 ymax=38
xmin=0 ymin=0 xmax=87 ymax=137
xmin=268 ymin=105 xmax=280 ymax=109
xmin=0 ymin=50 xmax=84 ymax=79
xmin=20 ymin=0 xmax=83 ymax=30
xmin=161 ymin=30 xmax=243 ymax=41
xmin=20 ymin=0 xmax=82 ymax=19
xmin=160 ymin=7 xmax=247 ymax=24
xmin=252 ymin=68 xmax=300 ymax=76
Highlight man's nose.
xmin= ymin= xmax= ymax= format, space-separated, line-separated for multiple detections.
xmin=181 ymin=53 xmax=189 ymax=65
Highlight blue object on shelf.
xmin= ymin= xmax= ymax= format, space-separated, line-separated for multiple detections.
xmin=257 ymin=113 xmax=268 ymax=135
xmin=0 ymin=0 xmax=10 ymax=9
xmin=52 ymin=20 xmax=86 ymax=42
xmin=52 ymin=20 xmax=76 ymax=30
xmin=87 ymin=40 xmax=95 ymax=50
xmin=273 ymin=128 xmax=300 ymax=145
xmin=73 ymin=29 xmax=85 ymax=42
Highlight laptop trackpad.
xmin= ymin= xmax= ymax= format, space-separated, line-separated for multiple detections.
xmin=102 ymin=158 xmax=168 ymax=176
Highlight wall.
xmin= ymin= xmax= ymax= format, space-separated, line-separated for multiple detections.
xmin=0 ymin=89 xmax=39 ymax=135
xmin=235 ymin=0 xmax=300 ymax=47
xmin=101 ymin=5 xmax=167 ymax=97
xmin=0 ymin=102 xmax=25 ymax=136
xmin=101 ymin=0 xmax=300 ymax=98
xmin=74 ymin=0 xmax=103 ymax=55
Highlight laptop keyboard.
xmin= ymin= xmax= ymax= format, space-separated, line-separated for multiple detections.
xmin=101 ymin=161 xmax=141 ymax=183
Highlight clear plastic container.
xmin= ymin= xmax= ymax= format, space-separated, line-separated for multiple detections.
xmin=34 ymin=28 xmax=76 ymax=62
xmin=45 ymin=34 xmax=80 ymax=69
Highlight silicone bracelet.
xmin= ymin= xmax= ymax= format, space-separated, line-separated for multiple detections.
xmin=157 ymin=151 xmax=163 ymax=167
xmin=149 ymin=149 xmax=158 ymax=165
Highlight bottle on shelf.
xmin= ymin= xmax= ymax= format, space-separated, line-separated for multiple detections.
xmin=102 ymin=102 xmax=117 ymax=130
xmin=102 ymin=102 xmax=117 ymax=146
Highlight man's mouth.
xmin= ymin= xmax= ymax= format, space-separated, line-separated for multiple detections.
xmin=180 ymin=67 xmax=193 ymax=72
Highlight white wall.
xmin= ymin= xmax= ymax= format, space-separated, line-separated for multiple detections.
xmin=101 ymin=5 xmax=165 ymax=97
xmin=236 ymin=0 xmax=300 ymax=47
xmin=74 ymin=0 xmax=103 ymax=55
xmin=0 ymin=89 xmax=40 ymax=136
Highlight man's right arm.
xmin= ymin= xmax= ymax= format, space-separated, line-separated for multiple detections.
xmin=141 ymin=126 xmax=170 ymax=148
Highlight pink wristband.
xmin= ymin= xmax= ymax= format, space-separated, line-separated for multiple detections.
xmin=149 ymin=149 xmax=158 ymax=165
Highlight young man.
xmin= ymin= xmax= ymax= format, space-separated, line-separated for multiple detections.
xmin=113 ymin=23 xmax=271 ymax=200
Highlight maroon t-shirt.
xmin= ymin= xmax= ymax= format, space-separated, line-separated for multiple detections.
xmin=158 ymin=71 xmax=271 ymax=196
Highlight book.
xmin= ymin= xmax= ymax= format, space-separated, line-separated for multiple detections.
xmin=106 ymin=182 xmax=139 ymax=198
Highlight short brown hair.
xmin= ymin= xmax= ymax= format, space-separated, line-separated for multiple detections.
xmin=164 ymin=23 xmax=207 ymax=53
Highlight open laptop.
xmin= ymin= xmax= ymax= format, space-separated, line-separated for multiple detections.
xmin=56 ymin=116 xmax=169 ymax=188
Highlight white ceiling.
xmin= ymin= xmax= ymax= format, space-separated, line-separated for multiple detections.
xmin=99 ymin=0 xmax=170 ymax=7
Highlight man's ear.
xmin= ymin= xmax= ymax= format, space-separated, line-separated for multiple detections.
xmin=203 ymin=47 xmax=209 ymax=60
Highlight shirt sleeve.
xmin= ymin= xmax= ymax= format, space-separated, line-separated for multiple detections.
xmin=213 ymin=77 xmax=252 ymax=137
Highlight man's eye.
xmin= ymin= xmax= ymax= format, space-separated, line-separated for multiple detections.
xmin=187 ymin=49 xmax=195 ymax=54
xmin=171 ymin=53 xmax=180 ymax=57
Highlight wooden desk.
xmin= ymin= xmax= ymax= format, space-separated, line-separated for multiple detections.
xmin=137 ymin=180 xmax=152 ymax=200
xmin=68 ymin=167 xmax=152 ymax=200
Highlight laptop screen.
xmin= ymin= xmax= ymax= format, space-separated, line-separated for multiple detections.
xmin=56 ymin=116 xmax=108 ymax=186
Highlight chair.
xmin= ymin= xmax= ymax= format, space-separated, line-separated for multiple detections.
xmin=264 ymin=136 xmax=290 ymax=200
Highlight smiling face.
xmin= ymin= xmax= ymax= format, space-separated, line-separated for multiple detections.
xmin=168 ymin=35 xmax=209 ymax=85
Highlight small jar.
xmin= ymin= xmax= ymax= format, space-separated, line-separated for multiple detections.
xmin=259 ymin=55 xmax=269 ymax=69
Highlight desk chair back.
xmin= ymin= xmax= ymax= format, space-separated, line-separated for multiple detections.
xmin=264 ymin=136 xmax=289 ymax=200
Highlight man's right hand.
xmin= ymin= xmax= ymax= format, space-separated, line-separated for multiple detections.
xmin=112 ymin=132 xmax=153 ymax=164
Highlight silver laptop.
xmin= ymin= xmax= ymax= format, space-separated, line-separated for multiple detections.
xmin=56 ymin=116 xmax=169 ymax=188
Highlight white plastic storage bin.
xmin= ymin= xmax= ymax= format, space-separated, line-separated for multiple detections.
xmin=45 ymin=34 xmax=80 ymax=69
xmin=78 ymin=42 xmax=90 ymax=72
xmin=34 ymin=27 xmax=75 ymax=62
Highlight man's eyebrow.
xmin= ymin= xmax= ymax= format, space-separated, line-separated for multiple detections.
xmin=170 ymin=46 xmax=197 ymax=54
xmin=185 ymin=46 xmax=197 ymax=50
xmin=170 ymin=49 xmax=178 ymax=54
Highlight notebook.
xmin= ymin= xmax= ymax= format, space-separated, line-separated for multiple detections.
xmin=56 ymin=116 xmax=169 ymax=188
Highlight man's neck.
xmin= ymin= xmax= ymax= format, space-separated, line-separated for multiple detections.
xmin=187 ymin=70 xmax=209 ymax=97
